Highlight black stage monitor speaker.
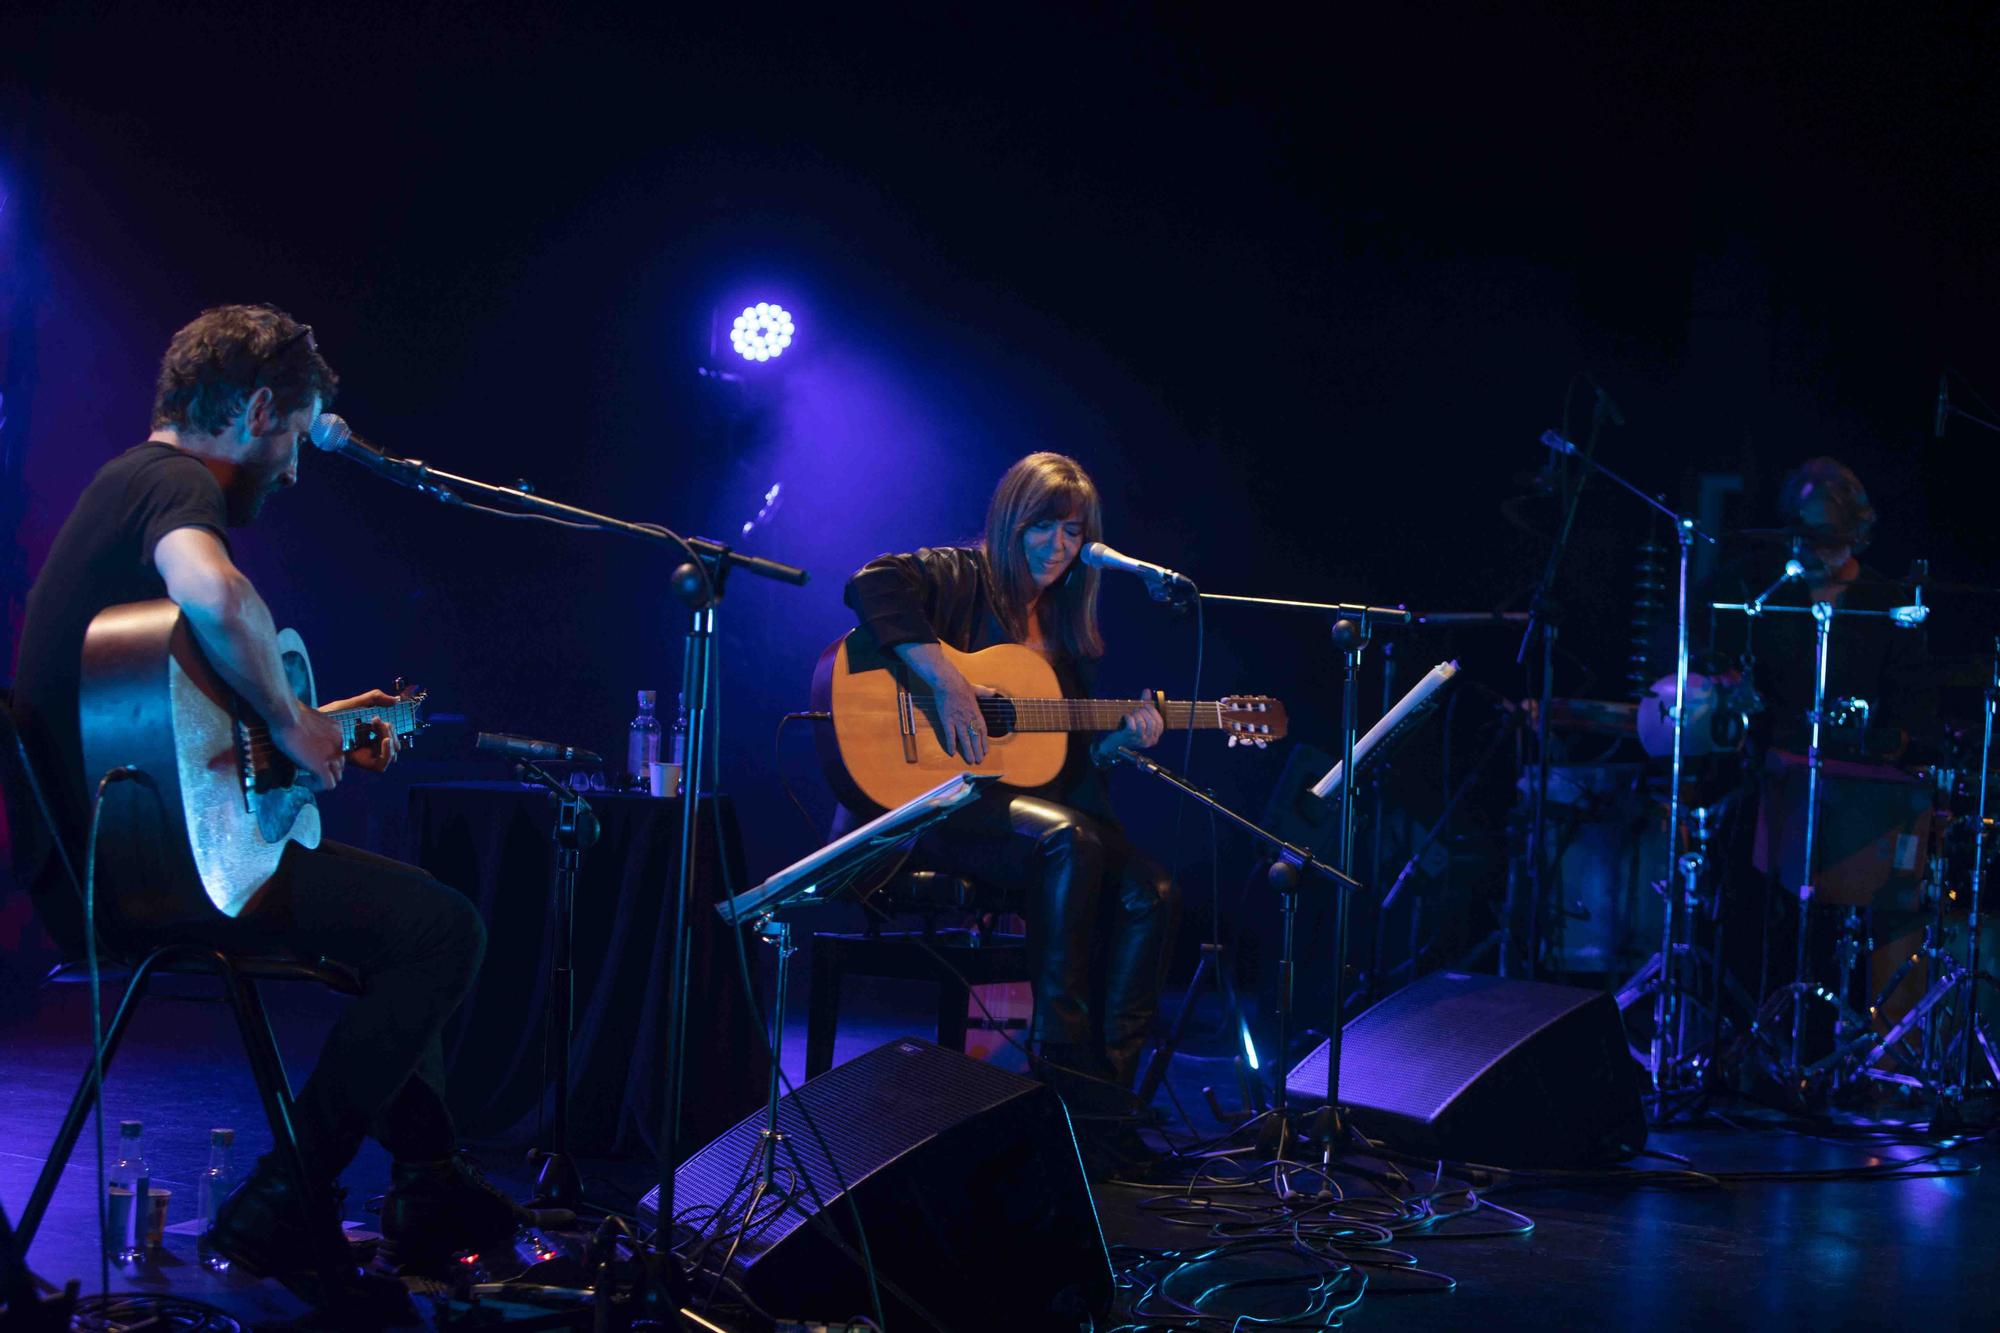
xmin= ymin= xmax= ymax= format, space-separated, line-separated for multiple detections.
xmin=640 ymin=1037 xmax=1112 ymax=1331
xmin=1285 ymin=970 xmax=1647 ymax=1167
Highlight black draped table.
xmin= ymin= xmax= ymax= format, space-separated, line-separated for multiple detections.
xmin=409 ymin=781 xmax=768 ymax=1161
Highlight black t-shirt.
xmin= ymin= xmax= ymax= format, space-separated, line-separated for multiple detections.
xmin=10 ymin=443 xmax=231 ymax=924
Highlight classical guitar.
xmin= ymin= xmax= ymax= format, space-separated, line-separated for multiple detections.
xmin=79 ymin=598 xmax=425 ymax=924
xmin=812 ymin=630 xmax=1286 ymax=811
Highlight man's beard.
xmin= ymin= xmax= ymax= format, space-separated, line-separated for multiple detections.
xmin=223 ymin=455 xmax=286 ymax=525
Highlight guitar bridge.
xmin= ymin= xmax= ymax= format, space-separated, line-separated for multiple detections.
xmin=896 ymin=687 xmax=919 ymax=764
xmin=234 ymin=718 xmax=259 ymax=811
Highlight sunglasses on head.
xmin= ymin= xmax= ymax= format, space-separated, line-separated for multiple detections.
xmin=271 ymin=323 xmax=316 ymax=355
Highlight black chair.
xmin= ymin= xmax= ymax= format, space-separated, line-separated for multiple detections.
xmin=805 ymin=867 xmax=1031 ymax=1077
xmin=1 ymin=690 xmax=359 ymax=1282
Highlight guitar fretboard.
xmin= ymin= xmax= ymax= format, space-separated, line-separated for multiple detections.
xmin=323 ymin=699 xmax=425 ymax=748
xmin=963 ymin=698 xmax=1238 ymax=733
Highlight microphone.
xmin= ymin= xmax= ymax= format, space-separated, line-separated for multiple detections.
xmin=309 ymin=413 xmax=424 ymax=484
xmin=1080 ymin=542 xmax=1194 ymax=600
xmin=475 ymin=732 xmax=603 ymax=765
xmin=1935 ymin=373 xmax=1951 ymax=438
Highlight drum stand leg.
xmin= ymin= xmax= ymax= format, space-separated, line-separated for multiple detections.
xmin=1744 ymin=600 xmax=1838 ymax=1099
xmin=1854 ymin=640 xmax=2000 ymax=1118
xmin=1620 ymin=801 xmax=1733 ymax=1111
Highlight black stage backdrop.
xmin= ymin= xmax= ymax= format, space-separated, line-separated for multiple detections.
xmin=4 ymin=7 xmax=2000 ymax=1042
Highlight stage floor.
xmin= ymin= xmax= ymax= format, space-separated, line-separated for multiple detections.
xmin=3 ymin=971 xmax=1994 ymax=1329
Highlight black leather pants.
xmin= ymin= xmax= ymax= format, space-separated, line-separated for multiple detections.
xmin=918 ymin=792 xmax=1180 ymax=1089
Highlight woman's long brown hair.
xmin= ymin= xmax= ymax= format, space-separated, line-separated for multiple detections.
xmin=982 ymin=452 xmax=1106 ymax=660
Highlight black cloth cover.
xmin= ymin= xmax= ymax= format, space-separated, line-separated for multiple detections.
xmin=408 ymin=781 xmax=767 ymax=1160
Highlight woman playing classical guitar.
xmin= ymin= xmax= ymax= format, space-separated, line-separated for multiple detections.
xmin=844 ymin=452 xmax=1181 ymax=1135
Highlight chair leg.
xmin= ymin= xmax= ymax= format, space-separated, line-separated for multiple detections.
xmin=234 ymin=966 xmax=302 ymax=1127
xmin=214 ymin=961 xmax=350 ymax=1287
xmin=806 ymin=942 xmax=843 ymax=1078
xmin=15 ymin=953 xmax=163 ymax=1254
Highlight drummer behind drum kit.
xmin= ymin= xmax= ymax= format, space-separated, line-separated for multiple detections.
xmin=1572 ymin=546 xmax=2000 ymax=1115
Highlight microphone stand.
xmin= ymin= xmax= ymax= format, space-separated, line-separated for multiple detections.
xmin=1108 ymin=747 xmax=1363 ymax=1168
xmin=1194 ymin=594 xmax=1408 ymax=1159
xmin=326 ymin=439 xmax=808 ymax=1327
xmin=1515 ymin=392 xmax=1618 ymax=981
xmin=500 ymin=755 xmax=601 ymax=1207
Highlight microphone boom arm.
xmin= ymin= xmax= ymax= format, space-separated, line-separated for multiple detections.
xmin=315 ymin=421 xmax=808 ymax=588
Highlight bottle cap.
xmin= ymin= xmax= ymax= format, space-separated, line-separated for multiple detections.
xmin=119 ymin=1120 xmax=142 ymax=1135
xmin=211 ymin=1128 xmax=235 ymax=1145
xmin=637 ymin=689 xmax=658 ymax=708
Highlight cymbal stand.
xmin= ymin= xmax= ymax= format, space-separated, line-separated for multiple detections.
xmin=1613 ymin=801 xmax=1750 ymax=1107
xmin=1534 ymin=432 xmax=1716 ymax=1102
xmin=1844 ymin=637 xmax=2000 ymax=1112
xmin=1710 ymin=598 xmax=1910 ymax=1096
xmin=1794 ymin=602 xmax=1833 ymax=1069
xmin=1959 ymin=638 xmax=1996 ymax=1100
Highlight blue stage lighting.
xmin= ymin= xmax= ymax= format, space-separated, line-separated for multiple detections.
xmin=729 ymin=302 xmax=795 ymax=362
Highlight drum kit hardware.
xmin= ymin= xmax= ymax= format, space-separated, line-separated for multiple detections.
xmin=1470 ymin=438 xmax=2000 ymax=1121
xmin=1622 ymin=566 xmax=1999 ymax=1115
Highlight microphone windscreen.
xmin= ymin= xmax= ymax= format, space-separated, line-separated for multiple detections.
xmin=308 ymin=413 xmax=350 ymax=451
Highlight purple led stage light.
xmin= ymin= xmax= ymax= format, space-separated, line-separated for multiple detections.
xmin=729 ymin=302 xmax=795 ymax=362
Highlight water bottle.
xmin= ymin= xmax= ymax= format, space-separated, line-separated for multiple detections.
xmin=107 ymin=1119 xmax=150 ymax=1263
xmin=627 ymin=690 xmax=662 ymax=789
xmin=670 ymin=691 xmax=689 ymax=768
xmin=195 ymin=1127 xmax=236 ymax=1271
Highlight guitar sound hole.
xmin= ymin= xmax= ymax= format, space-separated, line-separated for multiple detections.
xmin=981 ymin=695 xmax=1017 ymax=738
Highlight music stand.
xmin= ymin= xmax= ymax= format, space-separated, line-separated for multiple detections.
xmin=650 ymin=774 xmax=1000 ymax=1276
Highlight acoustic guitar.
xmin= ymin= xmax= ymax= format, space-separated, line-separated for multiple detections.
xmin=812 ymin=630 xmax=1286 ymax=811
xmin=80 ymin=598 xmax=425 ymax=924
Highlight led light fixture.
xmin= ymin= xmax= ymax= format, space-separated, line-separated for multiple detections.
xmin=729 ymin=302 xmax=795 ymax=362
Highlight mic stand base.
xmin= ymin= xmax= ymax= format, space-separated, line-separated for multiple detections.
xmin=1135 ymin=940 xmax=1261 ymax=1125
xmin=1108 ymin=748 xmax=1364 ymax=1168
xmin=527 ymin=1150 xmax=585 ymax=1210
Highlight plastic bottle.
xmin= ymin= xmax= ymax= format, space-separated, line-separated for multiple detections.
xmin=107 ymin=1119 xmax=150 ymax=1263
xmin=628 ymin=690 xmax=662 ymax=789
xmin=670 ymin=690 xmax=689 ymax=768
xmin=195 ymin=1127 xmax=236 ymax=1271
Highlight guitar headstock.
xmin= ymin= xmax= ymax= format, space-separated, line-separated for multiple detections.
xmin=389 ymin=677 xmax=430 ymax=746
xmin=1219 ymin=696 xmax=1287 ymax=749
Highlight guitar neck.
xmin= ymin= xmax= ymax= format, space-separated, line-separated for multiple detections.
xmin=988 ymin=699 xmax=1231 ymax=733
xmin=322 ymin=699 xmax=424 ymax=748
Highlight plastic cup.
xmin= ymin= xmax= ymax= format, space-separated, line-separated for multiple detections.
xmin=647 ymin=761 xmax=682 ymax=799
xmin=146 ymin=1188 xmax=170 ymax=1248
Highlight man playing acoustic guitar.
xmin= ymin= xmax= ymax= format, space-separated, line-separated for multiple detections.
xmin=11 ymin=305 xmax=530 ymax=1310
xmin=843 ymin=452 xmax=1181 ymax=1166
